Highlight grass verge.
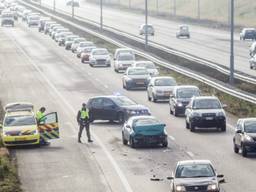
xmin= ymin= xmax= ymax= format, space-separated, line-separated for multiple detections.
xmin=0 ymin=102 xmax=22 ymax=192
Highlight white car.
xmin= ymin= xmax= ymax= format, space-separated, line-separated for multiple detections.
xmin=89 ymin=48 xmax=111 ymax=67
xmin=44 ymin=21 xmax=56 ymax=34
xmin=71 ymin=37 xmax=86 ymax=52
xmin=147 ymin=76 xmax=177 ymax=102
xmin=27 ymin=14 xmax=40 ymax=27
xmin=52 ymin=28 xmax=69 ymax=40
xmin=76 ymin=41 xmax=95 ymax=58
xmin=114 ymin=48 xmax=135 ymax=60
xmin=133 ymin=61 xmax=159 ymax=76
xmin=114 ymin=52 xmax=135 ymax=73
xmin=139 ymin=24 xmax=154 ymax=36
xmin=21 ymin=9 xmax=31 ymax=21
xmin=64 ymin=35 xmax=79 ymax=50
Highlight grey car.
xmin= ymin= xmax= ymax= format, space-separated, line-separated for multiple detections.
xmin=89 ymin=48 xmax=111 ymax=67
xmin=122 ymin=67 xmax=150 ymax=90
xmin=169 ymin=160 xmax=225 ymax=192
xmin=147 ymin=76 xmax=177 ymax=102
xmin=233 ymin=118 xmax=256 ymax=157
xmin=64 ymin=35 xmax=79 ymax=50
xmin=176 ymin=25 xmax=190 ymax=38
xmin=169 ymin=86 xmax=200 ymax=116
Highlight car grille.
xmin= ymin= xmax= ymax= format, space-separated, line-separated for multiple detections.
xmin=182 ymin=101 xmax=189 ymax=106
xmin=96 ymin=59 xmax=106 ymax=65
xmin=202 ymin=113 xmax=216 ymax=117
xmin=185 ymin=185 xmax=208 ymax=191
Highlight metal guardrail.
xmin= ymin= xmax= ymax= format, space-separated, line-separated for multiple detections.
xmin=20 ymin=0 xmax=256 ymax=104
xmin=37 ymin=1 xmax=256 ymax=85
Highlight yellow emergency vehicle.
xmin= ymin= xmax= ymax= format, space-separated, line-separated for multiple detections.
xmin=0 ymin=102 xmax=59 ymax=147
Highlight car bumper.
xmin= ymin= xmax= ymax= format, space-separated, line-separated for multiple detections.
xmin=126 ymin=80 xmax=148 ymax=88
xmin=133 ymin=134 xmax=167 ymax=145
xmin=191 ymin=117 xmax=226 ymax=128
xmin=3 ymin=134 xmax=40 ymax=146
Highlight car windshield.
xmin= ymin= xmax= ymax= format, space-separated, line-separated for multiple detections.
xmin=128 ymin=68 xmax=148 ymax=75
xmin=112 ymin=97 xmax=136 ymax=106
xmin=80 ymin=42 xmax=93 ymax=47
xmin=177 ymin=88 xmax=200 ymax=98
xmin=244 ymin=121 xmax=256 ymax=133
xmin=134 ymin=118 xmax=160 ymax=126
xmin=66 ymin=36 xmax=77 ymax=41
xmin=118 ymin=54 xmax=134 ymax=61
xmin=154 ymin=78 xmax=176 ymax=86
xmin=193 ymin=99 xmax=221 ymax=109
xmin=136 ymin=62 xmax=155 ymax=69
xmin=93 ymin=49 xmax=108 ymax=55
xmin=175 ymin=164 xmax=215 ymax=178
xmin=83 ymin=47 xmax=95 ymax=53
xmin=180 ymin=26 xmax=188 ymax=30
xmin=4 ymin=115 xmax=36 ymax=127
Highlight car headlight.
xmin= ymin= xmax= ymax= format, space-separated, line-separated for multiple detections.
xmin=192 ymin=112 xmax=201 ymax=117
xmin=245 ymin=134 xmax=253 ymax=142
xmin=216 ymin=111 xmax=225 ymax=117
xmin=207 ymin=184 xmax=218 ymax=191
xmin=176 ymin=102 xmax=183 ymax=107
xmin=176 ymin=185 xmax=185 ymax=192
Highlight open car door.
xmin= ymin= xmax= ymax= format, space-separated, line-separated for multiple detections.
xmin=38 ymin=112 xmax=59 ymax=140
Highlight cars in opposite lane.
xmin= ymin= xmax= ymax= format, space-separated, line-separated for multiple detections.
xmin=176 ymin=25 xmax=190 ymax=38
xmin=139 ymin=24 xmax=155 ymax=36
xmin=240 ymin=28 xmax=256 ymax=40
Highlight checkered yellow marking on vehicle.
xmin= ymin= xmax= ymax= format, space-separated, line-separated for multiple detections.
xmin=38 ymin=123 xmax=59 ymax=139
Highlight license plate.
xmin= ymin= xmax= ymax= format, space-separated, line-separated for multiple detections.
xmin=15 ymin=137 xmax=26 ymax=141
xmin=136 ymin=81 xmax=144 ymax=84
xmin=164 ymin=92 xmax=170 ymax=96
xmin=205 ymin=117 xmax=214 ymax=120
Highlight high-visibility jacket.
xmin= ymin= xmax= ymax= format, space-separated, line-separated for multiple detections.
xmin=36 ymin=111 xmax=45 ymax=121
xmin=80 ymin=109 xmax=89 ymax=119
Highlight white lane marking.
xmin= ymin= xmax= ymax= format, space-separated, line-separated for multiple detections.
xmin=9 ymin=34 xmax=134 ymax=192
xmin=186 ymin=151 xmax=195 ymax=158
xmin=168 ymin=135 xmax=175 ymax=141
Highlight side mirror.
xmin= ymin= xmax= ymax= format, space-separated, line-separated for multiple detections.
xmin=236 ymin=129 xmax=242 ymax=134
xmin=217 ymin=174 xmax=224 ymax=178
xmin=166 ymin=176 xmax=174 ymax=180
xmin=126 ymin=125 xmax=131 ymax=129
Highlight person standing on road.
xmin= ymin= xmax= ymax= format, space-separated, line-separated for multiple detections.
xmin=77 ymin=103 xmax=93 ymax=143
xmin=36 ymin=107 xmax=50 ymax=145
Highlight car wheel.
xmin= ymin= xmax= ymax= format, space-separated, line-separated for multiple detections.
xmin=162 ymin=141 xmax=168 ymax=148
xmin=107 ymin=64 xmax=111 ymax=67
xmin=187 ymin=35 xmax=190 ymax=39
xmin=186 ymin=120 xmax=189 ymax=129
xmin=242 ymin=144 xmax=247 ymax=157
xmin=65 ymin=46 xmax=68 ymax=50
xmin=147 ymin=93 xmax=151 ymax=101
xmin=234 ymin=144 xmax=239 ymax=154
xmin=152 ymin=94 xmax=157 ymax=102
xmin=190 ymin=122 xmax=195 ymax=132
xmin=117 ymin=112 xmax=125 ymax=124
xmin=130 ymin=137 xmax=136 ymax=148
xmin=250 ymin=65 xmax=253 ymax=69
xmin=123 ymin=81 xmax=126 ymax=89
xmin=81 ymin=59 xmax=84 ymax=63
xmin=122 ymin=133 xmax=128 ymax=145
xmin=173 ymin=107 xmax=178 ymax=117
xmin=221 ymin=124 xmax=226 ymax=132
xmin=170 ymin=107 xmax=173 ymax=115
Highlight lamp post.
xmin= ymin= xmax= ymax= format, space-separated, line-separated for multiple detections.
xmin=197 ymin=0 xmax=200 ymax=19
xmin=145 ymin=0 xmax=148 ymax=49
xmin=229 ymin=0 xmax=234 ymax=84
xmin=53 ymin=0 xmax=56 ymax=12
xmin=173 ymin=0 xmax=176 ymax=16
xmin=100 ymin=0 xmax=103 ymax=30
xmin=71 ymin=0 xmax=74 ymax=18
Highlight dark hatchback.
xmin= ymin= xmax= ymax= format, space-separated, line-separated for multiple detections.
xmin=87 ymin=96 xmax=151 ymax=123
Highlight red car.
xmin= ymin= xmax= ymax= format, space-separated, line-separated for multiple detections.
xmin=81 ymin=46 xmax=96 ymax=63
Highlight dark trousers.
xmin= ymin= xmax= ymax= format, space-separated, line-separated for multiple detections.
xmin=78 ymin=122 xmax=91 ymax=141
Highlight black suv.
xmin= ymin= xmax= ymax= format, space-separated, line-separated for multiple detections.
xmin=185 ymin=96 xmax=226 ymax=132
xmin=233 ymin=118 xmax=256 ymax=157
xmin=169 ymin=85 xmax=200 ymax=116
xmin=87 ymin=96 xmax=150 ymax=123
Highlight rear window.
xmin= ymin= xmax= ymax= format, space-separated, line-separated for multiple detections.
xmin=154 ymin=78 xmax=176 ymax=86
xmin=134 ymin=118 xmax=160 ymax=126
xmin=93 ymin=49 xmax=108 ymax=55
xmin=4 ymin=115 xmax=36 ymax=127
xmin=118 ymin=54 xmax=134 ymax=61
xmin=128 ymin=68 xmax=148 ymax=75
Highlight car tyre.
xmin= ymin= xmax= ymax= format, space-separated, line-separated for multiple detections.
xmin=122 ymin=133 xmax=128 ymax=145
xmin=190 ymin=122 xmax=195 ymax=132
xmin=186 ymin=121 xmax=189 ymax=129
xmin=130 ymin=137 xmax=136 ymax=148
xmin=147 ymin=93 xmax=151 ymax=101
xmin=162 ymin=141 xmax=168 ymax=148
xmin=234 ymin=144 xmax=239 ymax=153
xmin=152 ymin=94 xmax=157 ymax=102
xmin=242 ymin=144 xmax=247 ymax=157
xmin=173 ymin=107 xmax=178 ymax=117
xmin=170 ymin=107 xmax=173 ymax=115
xmin=117 ymin=112 xmax=125 ymax=124
xmin=221 ymin=124 xmax=226 ymax=132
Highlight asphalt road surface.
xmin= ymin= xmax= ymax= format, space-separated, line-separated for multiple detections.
xmin=39 ymin=0 xmax=256 ymax=78
xmin=0 ymin=19 xmax=256 ymax=192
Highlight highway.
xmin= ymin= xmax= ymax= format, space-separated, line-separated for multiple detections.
xmin=39 ymin=0 xmax=255 ymax=78
xmin=0 ymin=16 xmax=256 ymax=191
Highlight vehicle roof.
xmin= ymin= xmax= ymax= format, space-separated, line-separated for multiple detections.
xmin=151 ymin=76 xmax=175 ymax=80
xmin=134 ymin=61 xmax=154 ymax=64
xmin=5 ymin=110 xmax=34 ymax=117
xmin=192 ymin=96 xmax=218 ymax=100
xmin=177 ymin=160 xmax=212 ymax=166
xmin=174 ymin=85 xmax=199 ymax=90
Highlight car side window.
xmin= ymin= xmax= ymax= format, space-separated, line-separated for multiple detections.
xmin=91 ymin=98 xmax=103 ymax=108
xmin=103 ymin=98 xmax=115 ymax=107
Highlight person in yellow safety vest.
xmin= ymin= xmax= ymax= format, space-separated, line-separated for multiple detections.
xmin=36 ymin=107 xmax=50 ymax=145
xmin=77 ymin=103 xmax=93 ymax=143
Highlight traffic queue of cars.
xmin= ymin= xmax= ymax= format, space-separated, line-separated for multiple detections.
xmin=7 ymin=3 xmax=256 ymax=191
